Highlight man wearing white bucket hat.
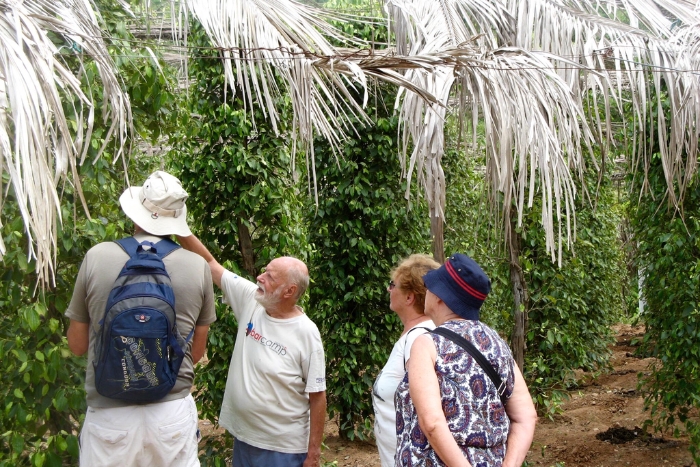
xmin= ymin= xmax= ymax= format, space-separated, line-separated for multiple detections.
xmin=66 ymin=170 xmax=216 ymax=467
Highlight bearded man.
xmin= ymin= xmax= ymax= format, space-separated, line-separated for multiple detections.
xmin=177 ymin=235 xmax=326 ymax=467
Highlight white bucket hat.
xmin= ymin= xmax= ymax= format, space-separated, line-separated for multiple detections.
xmin=119 ymin=171 xmax=192 ymax=237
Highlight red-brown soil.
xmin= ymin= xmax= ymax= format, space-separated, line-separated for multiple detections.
xmin=201 ymin=324 xmax=697 ymax=467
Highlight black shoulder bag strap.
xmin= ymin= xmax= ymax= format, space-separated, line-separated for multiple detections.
xmin=429 ymin=326 xmax=508 ymax=405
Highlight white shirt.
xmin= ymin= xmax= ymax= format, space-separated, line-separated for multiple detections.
xmin=372 ymin=320 xmax=435 ymax=467
xmin=218 ymin=270 xmax=326 ymax=453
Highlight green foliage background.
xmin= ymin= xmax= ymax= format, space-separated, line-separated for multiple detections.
xmin=630 ymin=116 xmax=700 ymax=460
xmin=442 ymin=125 xmax=628 ymax=416
xmin=307 ymin=85 xmax=431 ymax=440
xmin=519 ymin=171 xmax=626 ymax=410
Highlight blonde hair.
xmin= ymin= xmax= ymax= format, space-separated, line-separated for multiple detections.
xmin=391 ymin=254 xmax=441 ymax=313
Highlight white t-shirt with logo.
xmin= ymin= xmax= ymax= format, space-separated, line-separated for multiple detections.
xmin=372 ymin=320 xmax=435 ymax=467
xmin=218 ymin=270 xmax=326 ymax=453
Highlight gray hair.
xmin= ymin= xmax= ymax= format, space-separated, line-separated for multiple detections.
xmin=286 ymin=260 xmax=310 ymax=301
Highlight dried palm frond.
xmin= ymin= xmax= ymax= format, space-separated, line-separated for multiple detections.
xmin=183 ymin=0 xmax=558 ymax=252
xmin=512 ymin=0 xmax=700 ymax=208
xmin=184 ymin=0 xmax=383 ymax=201
xmin=383 ymin=0 xmax=591 ymax=264
xmin=0 ymin=0 xmax=131 ymax=285
xmin=6 ymin=0 xmax=698 ymax=283
xmin=183 ymin=0 xmax=698 ymax=264
xmin=384 ymin=0 xmax=700 ymax=263
xmin=652 ymin=21 xmax=700 ymax=204
xmin=398 ymin=48 xmax=594 ymax=265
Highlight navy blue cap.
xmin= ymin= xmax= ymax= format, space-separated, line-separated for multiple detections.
xmin=423 ymin=253 xmax=491 ymax=320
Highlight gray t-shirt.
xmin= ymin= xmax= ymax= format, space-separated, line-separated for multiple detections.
xmin=65 ymin=233 xmax=216 ymax=408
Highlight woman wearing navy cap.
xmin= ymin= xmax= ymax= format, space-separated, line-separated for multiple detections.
xmin=394 ymin=254 xmax=537 ymax=467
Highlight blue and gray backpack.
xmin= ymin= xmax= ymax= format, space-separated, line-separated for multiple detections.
xmin=93 ymin=237 xmax=193 ymax=403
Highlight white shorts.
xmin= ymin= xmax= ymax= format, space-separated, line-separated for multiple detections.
xmin=80 ymin=394 xmax=200 ymax=467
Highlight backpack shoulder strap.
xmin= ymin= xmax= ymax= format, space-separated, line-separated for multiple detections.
xmin=114 ymin=237 xmax=140 ymax=257
xmin=114 ymin=237 xmax=181 ymax=259
xmin=153 ymin=238 xmax=181 ymax=258
xmin=430 ymin=326 xmax=508 ymax=405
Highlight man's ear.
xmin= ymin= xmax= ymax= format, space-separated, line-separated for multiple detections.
xmin=283 ymin=284 xmax=298 ymax=299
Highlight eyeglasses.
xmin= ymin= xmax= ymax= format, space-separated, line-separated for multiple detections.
xmin=388 ymin=280 xmax=397 ymax=290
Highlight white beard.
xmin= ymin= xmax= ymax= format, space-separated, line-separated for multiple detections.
xmin=255 ymin=283 xmax=282 ymax=309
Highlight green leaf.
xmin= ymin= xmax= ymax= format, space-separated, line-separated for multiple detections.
xmin=66 ymin=435 xmax=80 ymax=458
xmin=55 ymin=435 xmax=68 ymax=452
xmin=32 ymin=451 xmax=46 ymax=467
xmin=547 ymin=330 xmax=555 ymax=345
xmin=23 ymin=306 xmax=40 ymax=331
xmin=11 ymin=432 xmax=24 ymax=454
xmin=53 ymin=390 xmax=68 ymax=411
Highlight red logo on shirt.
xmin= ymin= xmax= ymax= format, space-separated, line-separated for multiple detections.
xmin=245 ymin=325 xmax=287 ymax=356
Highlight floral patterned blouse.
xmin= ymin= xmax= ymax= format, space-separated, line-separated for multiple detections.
xmin=395 ymin=319 xmax=516 ymax=467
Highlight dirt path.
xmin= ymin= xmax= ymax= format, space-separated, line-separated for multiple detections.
xmin=320 ymin=324 xmax=696 ymax=467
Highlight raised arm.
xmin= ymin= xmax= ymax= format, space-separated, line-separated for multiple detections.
xmin=502 ymin=364 xmax=538 ymax=467
xmin=176 ymin=234 xmax=225 ymax=289
xmin=408 ymin=335 xmax=472 ymax=467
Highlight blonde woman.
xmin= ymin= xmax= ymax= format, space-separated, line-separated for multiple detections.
xmin=372 ymin=254 xmax=440 ymax=467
